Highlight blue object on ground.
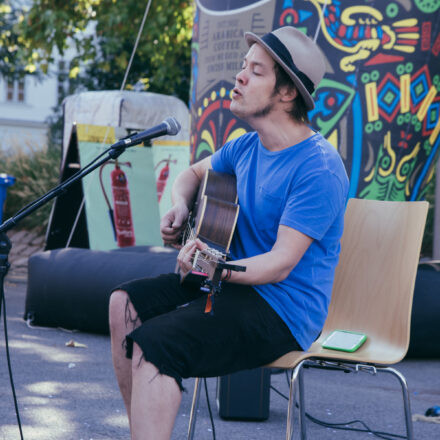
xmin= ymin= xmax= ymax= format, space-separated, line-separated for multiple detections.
xmin=0 ymin=173 xmax=16 ymax=223
xmin=425 ymin=405 xmax=440 ymax=417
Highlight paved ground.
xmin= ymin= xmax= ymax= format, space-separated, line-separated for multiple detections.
xmin=1 ymin=276 xmax=439 ymax=439
xmin=0 ymin=230 xmax=439 ymax=439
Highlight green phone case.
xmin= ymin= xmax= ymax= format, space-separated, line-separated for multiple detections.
xmin=322 ymin=330 xmax=367 ymax=352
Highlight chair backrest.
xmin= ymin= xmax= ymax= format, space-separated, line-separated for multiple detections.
xmin=322 ymin=198 xmax=428 ymax=364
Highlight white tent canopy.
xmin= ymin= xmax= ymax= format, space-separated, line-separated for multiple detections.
xmin=62 ymin=90 xmax=190 ymax=162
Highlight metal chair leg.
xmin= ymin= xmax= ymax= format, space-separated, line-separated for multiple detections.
xmin=378 ymin=366 xmax=414 ymax=440
xmin=298 ymin=364 xmax=307 ymax=440
xmin=187 ymin=377 xmax=202 ymax=440
xmin=286 ymin=370 xmax=295 ymax=440
xmin=286 ymin=360 xmax=308 ymax=440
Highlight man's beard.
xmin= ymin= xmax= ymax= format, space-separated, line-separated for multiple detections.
xmin=251 ymin=101 xmax=275 ymax=119
xmin=231 ymin=93 xmax=277 ymax=121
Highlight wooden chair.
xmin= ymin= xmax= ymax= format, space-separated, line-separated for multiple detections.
xmin=187 ymin=198 xmax=429 ymax=440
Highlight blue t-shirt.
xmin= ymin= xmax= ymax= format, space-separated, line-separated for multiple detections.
xmin=211 ymin=131 xmax=349 ymax=350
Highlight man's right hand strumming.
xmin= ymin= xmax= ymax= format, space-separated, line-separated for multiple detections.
xmin=160 ymin=202 xmax=189 ymax=248
xmin=160 ymin=156 xmax=212 ymax=248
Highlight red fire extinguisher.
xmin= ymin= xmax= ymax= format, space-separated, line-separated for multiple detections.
xmin=155 ymin=155 xmax=177 ymax=202
xmin=111 ymin=162 xmax=135 ymax=247
xmin=99 ymin=160 xmax=135 ymax=248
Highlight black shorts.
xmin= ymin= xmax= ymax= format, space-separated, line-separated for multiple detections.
xmin=113 ymin=273 xmax=300 ymax=391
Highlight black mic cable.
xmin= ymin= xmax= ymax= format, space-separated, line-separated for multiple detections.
xmin=1 ymin=283 xmax=24 ymax=440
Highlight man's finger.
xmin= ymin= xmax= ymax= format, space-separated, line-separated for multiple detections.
xmin=172 ymin=219 xmax=183 ymax=229
xmin=195 ymin=238 xmax=208 ymax=250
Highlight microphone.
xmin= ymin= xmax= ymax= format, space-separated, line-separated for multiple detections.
xmin=112 ymin=117 xmax=181 ymax=149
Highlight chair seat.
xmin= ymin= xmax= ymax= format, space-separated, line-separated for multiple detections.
xmin=267 ymin=336 xmax=409 ymax=369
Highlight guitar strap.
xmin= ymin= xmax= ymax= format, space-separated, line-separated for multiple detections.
xmin=202 ymin=267 xmax=233 ymax=314
xmin=204 ymin=293 xmax=213 ymax=314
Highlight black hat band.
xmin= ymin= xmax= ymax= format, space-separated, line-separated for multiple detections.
xmin=262 ymin=32 xmax=315 ymax=95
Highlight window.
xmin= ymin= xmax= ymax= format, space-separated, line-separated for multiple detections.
xmin=6 ymin=78 xmax=25 ymax=103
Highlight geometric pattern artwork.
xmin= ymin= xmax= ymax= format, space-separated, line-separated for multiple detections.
xmin=377 ymin=73 xmax=401 ymax=123
xmin=190 ymin=0 xmax=440 ymax=201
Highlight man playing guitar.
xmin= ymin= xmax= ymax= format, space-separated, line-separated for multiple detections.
xmin=109 ymin=26 xmax=349 ymax=440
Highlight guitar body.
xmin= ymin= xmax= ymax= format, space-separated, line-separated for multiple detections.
xmin=189 ymin=169 xmax=239 ymax=255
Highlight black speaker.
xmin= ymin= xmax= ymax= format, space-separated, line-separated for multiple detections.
xmin=407 ymin=261 xmax=440 ymax=358
xmin=25 ymin=246 xmax=178 ymax=334
xmin=216 ymin=368 xmax=271 ymax=420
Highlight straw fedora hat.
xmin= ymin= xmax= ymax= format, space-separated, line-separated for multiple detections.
xmin=245 ymin=26 xmax=325 ymax=110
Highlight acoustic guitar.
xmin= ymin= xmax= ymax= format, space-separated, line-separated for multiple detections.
xmin=183 ymin=169 xmax=240 ymax=280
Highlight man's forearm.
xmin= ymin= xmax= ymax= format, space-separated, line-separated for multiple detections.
xmin=171 ymin=167 xmax=201 ymax=209
xmin=171 ymin=156 xmax=212 ymax=209
xmin=224 ymin=251 xmax=295 ymax=285
xmin=223 ymin=225 xmax=313 ymax=285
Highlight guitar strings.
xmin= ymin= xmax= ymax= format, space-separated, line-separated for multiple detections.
xmin=183 ymin=221 xmax=227 ymax=274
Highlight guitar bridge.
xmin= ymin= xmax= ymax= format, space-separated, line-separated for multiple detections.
xmin=205 ymin=247 xmax=226 ymax=259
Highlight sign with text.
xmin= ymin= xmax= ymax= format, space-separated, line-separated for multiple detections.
xmin=190 ymin=0 xmax=440 ymax=202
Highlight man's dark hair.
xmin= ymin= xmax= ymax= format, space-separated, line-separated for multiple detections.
xmin=273 ymin=62 xmax=310 ymax=124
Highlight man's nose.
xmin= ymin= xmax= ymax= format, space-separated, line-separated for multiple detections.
xmin=235 ymin=68 xmax=247 ymax=84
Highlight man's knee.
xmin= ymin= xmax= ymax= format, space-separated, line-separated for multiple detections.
xmin=109 ymin=289 xmax=136 ymax=332
xmin=109 ymin=289 xmax=127 ymax=316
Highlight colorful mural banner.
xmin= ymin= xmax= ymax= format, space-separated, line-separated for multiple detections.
xmin=190 ymin=0 xmax=440 ymax=201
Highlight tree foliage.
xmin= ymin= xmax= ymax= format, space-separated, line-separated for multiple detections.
xmin=0 ymin=2 xmax=29 ymax=78
xmin=1 ymin=0 xmax=194 ymax=102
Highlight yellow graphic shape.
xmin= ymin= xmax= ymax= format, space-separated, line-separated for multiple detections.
xmin=201 ymin=129 xmax=215 ymax=154
xmin=400 ymin=74 xmax=411 ymax=114
xmin=417 ymin=86 xmax=437 ymax=122
xmin=429 ymin=113 xmax=440 ymax=146
xmin=397 ymin=142 xmax=420 ymax=183
xmin=153 ymin=140 xmax=190 ymax=147
xmin=327 ymin=129 xmax=338 ymax=150
xmin=309 ymin=0 xmax=419 ymax=72
xmin=76 ymin=124 xmax=116 ymax=144
xmin=392 ymin=20 xmax=419 ymax=53
xmin=226 ymin=128 xmax=247 ymax=143
xmin=364 ymin=166 xmax=375 ymax=183
xmin=378 ymin=131 xmax=396 ymax=178
xmin=398 ymin=33 xmax=419 ymax=39
xmin=396 ymin=142 xmax=420 ymax=196
xmin=393 ymin=19 xmax=418 ymax=27
xmin=393 ymin=45 xmax=416 ymax=53
xmin=340 ymin=6 xmax=383 ymax=25
xmin=365 ymin=131 xmax=395 ymax=183
xmin=426 ymin=164 xmax=435 ymax=186
xmin=365 ymin=82 xmax=379 ymax=122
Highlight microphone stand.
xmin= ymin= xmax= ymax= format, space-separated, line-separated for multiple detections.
xmin=0 ymin=141 xmax=130 ymax=439
xmin=0 ymin=143 xmax=129 ymax=314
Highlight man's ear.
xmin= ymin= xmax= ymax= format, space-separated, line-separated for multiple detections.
xmin=279 ymin=86 xmax=298 ymax=103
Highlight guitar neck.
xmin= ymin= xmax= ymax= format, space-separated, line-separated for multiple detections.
xmin=186 ymin=169 xmax=239 ymax=255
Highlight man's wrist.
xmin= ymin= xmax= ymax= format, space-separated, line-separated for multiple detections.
xmin=222 ymin=268 xmax=232 ymax=282
xmin=172 ymin=197 xmax=190 ymax=211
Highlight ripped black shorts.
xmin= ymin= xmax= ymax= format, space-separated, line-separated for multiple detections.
xmin=113 ymin=273 xmax=300 ymax=391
